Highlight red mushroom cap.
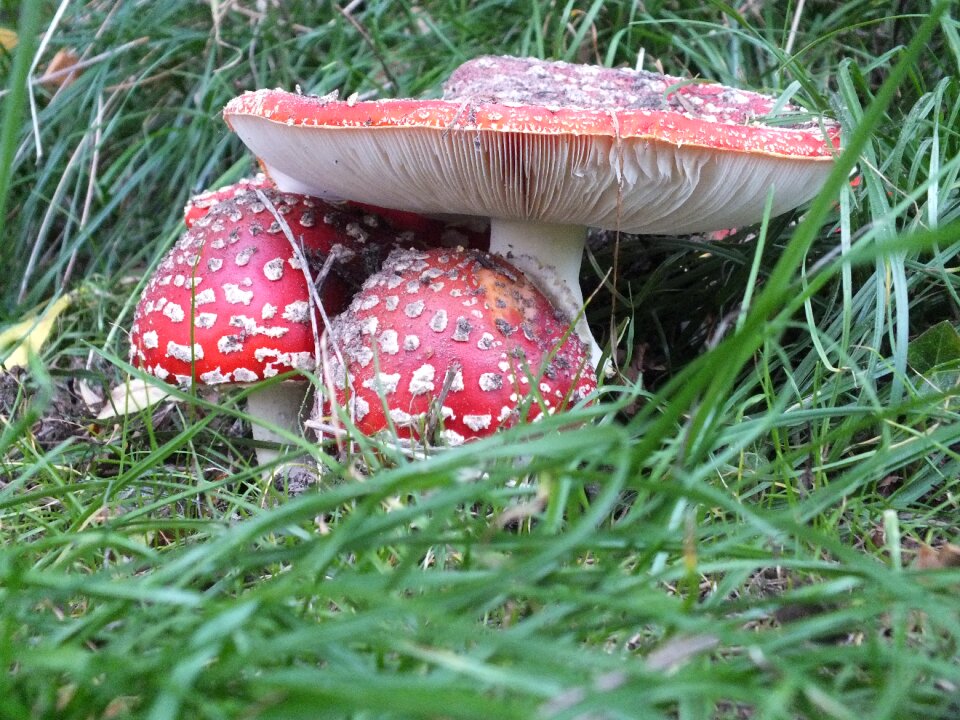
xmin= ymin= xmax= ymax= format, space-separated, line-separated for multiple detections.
xmin=325 ymin=247 xmax=596 ymax=445
xmin=131 ymin=188 xmax=355 ymax=386
xmin=223 ymin=56 xmax=840 ymax=235
xmin=442 ymin=55 xmax=834 ymax=148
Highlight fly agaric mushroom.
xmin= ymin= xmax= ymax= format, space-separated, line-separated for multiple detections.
xmin=130 ymin=187 xmax=377 ymax=467
xmin=324 ymin=246 xmax=596 ymax=446
xmin=223 ymin=56 xmax=841 ymax=368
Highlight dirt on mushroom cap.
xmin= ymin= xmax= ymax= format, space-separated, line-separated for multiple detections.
xmin=183 ymin=175 xmax=272 ymax=229
xmin=443 ymin=55 xmax=835 ymax=134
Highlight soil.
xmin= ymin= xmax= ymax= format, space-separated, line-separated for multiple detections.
xmin=0 ymin=367 xmax=93 ymax=453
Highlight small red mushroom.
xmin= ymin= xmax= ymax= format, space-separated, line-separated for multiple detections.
xmin=324 ymin=247 xmax=596 ymax=446
xmin=131 ymin=188 xmax=360 ymax=467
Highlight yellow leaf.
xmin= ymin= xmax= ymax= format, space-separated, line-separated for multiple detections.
xmin=0 ymin=294 xmax=73 ymax=370
xmin=97 ymin=378 xmax=173 ymax=420
xmin=0 ymin=28 xmax=17 ymax=51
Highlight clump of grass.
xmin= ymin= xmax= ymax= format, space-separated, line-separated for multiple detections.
xmin=3 ymin=2 xmax=960 ymax=719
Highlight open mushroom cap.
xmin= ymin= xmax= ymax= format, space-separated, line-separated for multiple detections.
xmin=224 ymin=56 xmax=840 ymax=235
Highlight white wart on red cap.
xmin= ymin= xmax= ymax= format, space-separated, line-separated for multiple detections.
xmin=223 ymin=55 xmax=840 ymax=366
xmin=183 ymin=174 xmax=271 ymax=229
xmin=325 ymin=246 xmax=596 ymax=446
xmin=130 ymin=188 xmax=355 ymax=386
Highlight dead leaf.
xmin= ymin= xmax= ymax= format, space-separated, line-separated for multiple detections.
xmin=0 ymin=294 xmax=73 ymax=371
xmin=40 ymin=48 xmax=82 ymax=89
xmin=97 ymin=378 xmax=173 ymax=420
xmin=77 ymin=378 xmax=105 ymax=413
xmin=914 ymin=542 xmax=960 ymax=569
xmin=645 ymin=634 xmax=719 ymax=672
xmin=0 ymin=28 xmax=17 ymax=51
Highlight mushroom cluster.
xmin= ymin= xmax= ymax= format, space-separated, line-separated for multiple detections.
xmin=130 ymin=54 xmax=839 ymax=465
xmin=130 ymin=178 xmax=587 ymax=461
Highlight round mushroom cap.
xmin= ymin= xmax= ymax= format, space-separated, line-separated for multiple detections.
xmin=224 ymin=56 xmax=840 ymax=235
xmin=325 ymin=246 xmax=596 ymax=445
xmin=130 ymin=189 xmax=357 ymax=387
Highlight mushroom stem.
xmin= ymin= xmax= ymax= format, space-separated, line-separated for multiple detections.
xmin=245 ymin=382 xmax=309 ymax=471
xmin=486 ymin=219 xmax=601 ymax=368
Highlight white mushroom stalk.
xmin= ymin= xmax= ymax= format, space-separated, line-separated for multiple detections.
xmin=223 ymin=56 xmax=841 ymax=370
xmin=244 ymin=381 xmax=311 ymax=469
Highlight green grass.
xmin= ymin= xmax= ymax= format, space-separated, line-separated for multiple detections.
xmin=3 ymin=1 xmax=960 ymax=718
